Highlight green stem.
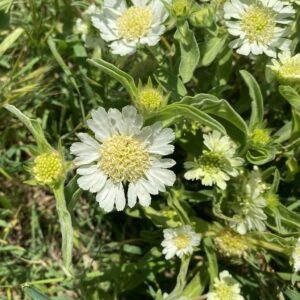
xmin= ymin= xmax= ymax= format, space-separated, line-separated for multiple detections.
xmin=248 ymin=238 xmax=285 ymax=253
xmin=53 ymin=182 xmax=73 ymax=276
xmin=166 ymin=255 xmax=191 ymax=300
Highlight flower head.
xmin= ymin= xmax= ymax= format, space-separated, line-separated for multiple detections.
xmin=33 ymin=152 xmax=64 ymax=186
xmin=250 ymin=128 xmax=271 ymax=146
xmin=214 ymin=229 xmax=249 ymax=258
xmin=184 ymin=130 xmax=244 ymax=190
xmin=75 ymin=4 xmax=103 ymax=48
xmin=70 ymin=106 xmax=176 ymax=212
xmin=228 ymin=168 xmax=268 ymax=234
xmin=137 ymin=87 xmax=164 ymax=113
xmin=207 ymin=271 xmax=244 ymax=300
xmin=91 ymin=0 xmax=169 ymax=56
xmin=293 ymin=238 xmax=300 ymax=272
xmin=269 ymin=51 xmax=300 ymax=85
xmin=161 ymin=225 xmax=201 ymax=259
xmin=224 ymin=0 xmax=295 ymax=57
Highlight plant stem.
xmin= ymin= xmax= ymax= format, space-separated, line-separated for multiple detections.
xmin=53 ymin=182 xmax=73 ymax=276
xmin=166 ymin=255 xmax=191 ymax=300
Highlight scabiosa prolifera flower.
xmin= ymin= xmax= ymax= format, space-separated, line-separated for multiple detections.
xmin=161 ymin=225 xmax=201 ymax=259
xmin=224 ymin=0 xmax=295 ymax=57
xmin=91 ymin=0 xmax=170 ymax=56
xmin=207 ymin=270 xmax=244 ymax=300
xmin=70 ymin=106 xmax=176 ymax=212
xmin=184 ymin=130 xmax=244 ymax=190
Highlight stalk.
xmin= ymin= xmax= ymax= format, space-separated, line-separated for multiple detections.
xmin=53 ymin=182 xmax=73 ymax=276
xmin=165 ymin=255 xmax=191 ymax=300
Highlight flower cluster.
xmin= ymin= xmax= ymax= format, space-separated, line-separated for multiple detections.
xmin=184 ymin=130 xmax=244 ymax=190
xmin=227 ymin=169 xmax=268 ymax=234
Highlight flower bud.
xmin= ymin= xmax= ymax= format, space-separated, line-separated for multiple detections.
xmin=33 ymin=152 xmax=64 ymax=186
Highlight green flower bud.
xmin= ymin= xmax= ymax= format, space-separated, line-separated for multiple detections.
xmin=189 ymin=5 xmax=214 ymax=27
xmin=250 ymin=128 xmax=271 ymax=146
xmin=136 ymin=87 xmax=164 ymax=113
xmin=33 ymin=152 xmax=64 ymax=186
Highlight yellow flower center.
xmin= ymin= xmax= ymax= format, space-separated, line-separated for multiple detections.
xmin=214 ymin=282 xmax=238 ymax=300
xmin=100 ymin=135 xmax=150 ymax=183
xmin=280 ymin=58 xmax=300 ymax=78
xmin=266 ymin=193 xmax=279 ymax=208
xmin=138 ymin=88 xmax=163 ymax=112
xmin=198 ymin=151 xmax=224 ymax=174
xmin=33 ymin=153 xmax=63 ymax=185
xmin=174 ymin=233 xmax=191 ymax=249
xmin=241 ymin=5 xmax=275 ymax=44
xmin=214 ymin=230 xmax=248 ymax=257
xmin=251 ymin=128 xmax=270 ymax=146
xmin=117 ymin=7 xmax=153 ymax=41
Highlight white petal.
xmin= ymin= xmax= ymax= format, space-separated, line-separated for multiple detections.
xmin=96 ymin=181 xmax=117 ymax=212
xmin=149 ymin=0 xmax=169 ymax=24
xmin=103 ymin=0 xmax=127 ymax=12
xmin=110 ymin=40 xmax=137 ymax=56
xmin=128 ymin=183 xmax=138 ymax=208
xmin=87 ymin=107 xmax=115 ymax=142
xmin=91 ymin=13 xmax=119 ymax=42
xmin=132 ymin=0 xmax=149 ymax=5
xmin=148 ymin=123 xmax=175 ymax=155
xmin=115 ymin=183 xmax=126 ymax=211
xmin=139 ymin=34 xmax=161 ymax=46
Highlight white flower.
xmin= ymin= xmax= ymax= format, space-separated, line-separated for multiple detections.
xmin=292 ymin=238 xmax=300 ymax=272
xmin=161 ymin=225 xmax=201 ymax=259
xmin=91 ymin=0 xmax=169 ymax=56
xmin=70 ymin=106 xmax=176 ymax=212
xmin=75 ymin=4 xmax=103 ymax=48
xmin=184 ymin=130 xmax=244 ymax=190
xmin=207 ymin=271 xmax=244 ymax=300
xmin=229 ymin=168 xmax=268 ymax=234
xmin=224 ymin=0 xmax=295 ymax=57
xmin=269 ymin=51 xmax=300 ymax=84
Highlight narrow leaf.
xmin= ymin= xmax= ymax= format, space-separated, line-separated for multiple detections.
xmin=240 ymin=70 xmax=264 ymax=129
xmin=4 ymin=104 xmax=53 ymax=152
xmin=147 ymin=103 xmax=226 ymax=134
xmin=87 ymin=58 xmax=138 ymax=99
xmin=24 ymin=287 xmax=52 ymax=300
xmin=0 ymin=27 xmax=23 ymax=57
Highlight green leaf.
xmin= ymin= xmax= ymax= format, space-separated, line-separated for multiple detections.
xmin=240 ymin=70 xmax=264 ymax=129
xmin=203 ymin=237 xmax=218 ymax=287
xmin=200 ymin=36 xmax=226 ymax=67
xmin=174 ymin=21 xmax=200 ymax=83
xmin=4 ymin=104 xmax=53 ymax=152
xmin=24 ymin=287 xmax=52 ymax=300
xmin=246 ymin=148 xmax=276 ymax=165
xmin=47 ymin=37 xmax=80 ymax=94
xmin=146 ymin=103 xmax=226 ymax=134
xmin=87 ymin=58 xmax=138 ymax=99
xmin=180 ymin=93 xmax=248 ymax=141
xmin=284 ymin=289 xmax=300 ymax=300
xmin=181 ymin=267 xmax=209 ymax=298
xmin=0 ymin=27 xmax=23 ymax=57
xmin=291 ymin=109 xmax=300 ymax=141
xmin=279 ymin=85 xmax=300 ymax=111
